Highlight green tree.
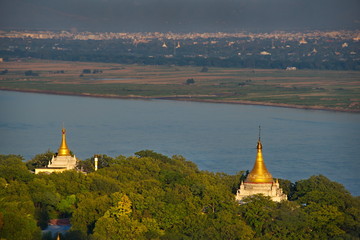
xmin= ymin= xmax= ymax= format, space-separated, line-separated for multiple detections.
xmin=0 ymin=209 xmax=41 ymax=240
xmin=92 ymin=215 xmax=147 ymax=240
xmin=263 ymin=201 xmax=311 ymax=239
xmin=1 ymin=150 xmax=359 ymax=239
xmin=291 ymin=175 xmax=351 ymax=204
xmin=94 ymin=154 xmax=117 ymax=168
xmin=0 ymin=154 xmax=33 ymax=182
xmin=107 ymin=193 xmax=132 ymax=218
xmin=24 ymin=70 xmax=39 ymax=76
xmin=92 ymin=194 xmax=147 ymax=240
xmin=26 ymin=150 xmax=54 ymax=171
xmin=278 ymin=178 xmax=293 ymax=197
xmin=239 ymin=194 xmax=276 ymax=236
xmin=78 ymin=155 xmax=118 ymax=173
xmin=207 ymin=211 xmax=254 ymax=240
xmin=135 ymin=149 xmax=171 ymax=162
xmin=57 ymin=194 xmax=76 ymax=217
xmin=305 ymin=203 xmax=345 ymax=238
xmin=28 ymin=177 xmax=61 ymax=228
xmin=342 ymin=200 xmax=360 ymax=238
xmin=186 ymin=78 xmax=195 ymax=84
xmin=28 ymin=178 xmax=60 ymax=208
xmin=0 ymin=180 xmax=41 ymax=240
xmin=291 ymin=175 xmax=358 ymax=239
xmin=71 ymin=192 xmax=112 ymax=235
xmin=202 ymin=184 xmax=235 ymax=215
xmin=46 ymin=170 xmax=89 ymax=196
xmin=88 ymin=173 xmax=121 ymax=194
xmin=142 ymin=218 xmax=164 ymax=239
xmin=76 ymin=158 xmax=94 ymax=173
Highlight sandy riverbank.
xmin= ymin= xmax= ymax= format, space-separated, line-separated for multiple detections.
xmin=1 ymin=87 xmax=359 ymax=113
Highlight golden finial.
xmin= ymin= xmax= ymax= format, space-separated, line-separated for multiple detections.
xmin=257 ymin=125 xmax=263 ymax=149
xmin=259 ymin=125 xmax=261 ymax=139
xmin=245 ymin=127 xmax=273 ymax=183
xmin=58 ymin=127 xmax=71 ymax=156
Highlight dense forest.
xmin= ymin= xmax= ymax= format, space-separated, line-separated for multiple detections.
xmin=0 ymin=151 xmax=359 ymax=240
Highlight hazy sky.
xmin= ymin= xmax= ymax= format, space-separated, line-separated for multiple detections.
xmin=0 ymin=0 xmax=359 ymax=32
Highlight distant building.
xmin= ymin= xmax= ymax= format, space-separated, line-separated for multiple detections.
xmin=35 ymin=128 xmax=77 ymax=174
xmin=299 ymin=37 xmax=308 ymax=45
xmin=236 ymin=132 xmax=287 ymax=203
xmin=260 ymin=51 xmax=271 ymax=55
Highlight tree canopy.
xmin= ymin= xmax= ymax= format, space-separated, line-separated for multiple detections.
xmin=0 ymin=152 xmax=359 ymax=240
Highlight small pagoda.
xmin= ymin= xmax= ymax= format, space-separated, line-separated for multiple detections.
xmin=35 ymin=128 xmax=77 ymax=174
xmin=236 ymin=129 xmax=287 ymax=202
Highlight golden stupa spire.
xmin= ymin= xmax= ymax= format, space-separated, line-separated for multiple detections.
xmin=245 ymin=126 xmax=273 ymax=183
xmin=58 ymin=128 xmax=71 ymax=156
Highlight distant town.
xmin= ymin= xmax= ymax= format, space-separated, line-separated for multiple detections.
xmin=1 ymin=30 xmax=359 ymax=70
xmin=1 ymin=30 xmax=359 ymax=41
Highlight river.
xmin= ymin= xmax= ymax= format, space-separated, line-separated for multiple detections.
xmin=1 ymin=90 xmax=359 ymax=195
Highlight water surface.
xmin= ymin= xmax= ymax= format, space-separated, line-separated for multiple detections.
xmin=1 ymin=90 xmax=359 ymax=195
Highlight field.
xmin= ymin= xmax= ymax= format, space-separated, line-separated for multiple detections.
xmin=1 ymin=59 xmax=359 ymax=112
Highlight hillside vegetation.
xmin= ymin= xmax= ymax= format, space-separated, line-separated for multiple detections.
xmin=1 ymin=151 xmax=359 ymax=240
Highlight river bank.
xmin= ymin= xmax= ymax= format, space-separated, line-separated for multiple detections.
xmin=1 ymin=60 xmax=359 ymax=113
xmin=1 ymin=87 xmax=359 ymax=113
xmin=1 ymin=89 xmax=360 ymax=196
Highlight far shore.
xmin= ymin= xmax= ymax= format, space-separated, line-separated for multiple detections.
xmin=2 ymin=87 xmax=359 ymax=113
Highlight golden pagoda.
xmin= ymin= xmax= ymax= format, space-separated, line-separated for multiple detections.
xmin=236 ymin=128 xmax=287 ymax=202
xmin=58 ymin=128 xmax=71 ymax=156
xmin=245 ymin=138 xmax=273 ymax=183
xmin=35 ymin=128 xmax=77 ymax=174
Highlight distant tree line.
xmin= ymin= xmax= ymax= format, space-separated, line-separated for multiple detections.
xmin=24 ymin=70 xmax=39 ymax=76
xmin=0 ymin=69 xmax=8 ymax=75
xmin=2 ymin=52 xmax=357 ymax=71
xmin=0 ymin=37 xmax=359 ymax=70
xmin=82 ymin=69 xmax=103 ymax=74
xmin=0 ymin=151 xmax=359 ymax=240
xmin=185 ymin=78 xmax=195 ymax=85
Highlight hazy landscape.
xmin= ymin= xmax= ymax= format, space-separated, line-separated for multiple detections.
xmin=1 ymin=59 xmax=359 ymax=112
xmin=1 ymin=0 xmax=359 ymax=32
xmin=1 ymin=0 xmax=360 ymax=239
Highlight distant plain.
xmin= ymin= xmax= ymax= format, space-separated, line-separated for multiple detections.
xmin=1 ymin=59 xmax=359 ymax=112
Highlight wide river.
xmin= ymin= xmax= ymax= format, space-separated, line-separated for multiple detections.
xmin=1 ymin=90 xmax=359 ymax=196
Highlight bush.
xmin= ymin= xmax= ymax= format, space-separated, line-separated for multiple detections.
xmin=186 ymin=78 xmax=195 ymax=85
xmin=24 ymin=70 xmax=39 ymax=76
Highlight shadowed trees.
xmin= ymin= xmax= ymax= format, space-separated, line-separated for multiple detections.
xmin=0 ymin=153 xmax=359 ymax=239
xmin=26 ymin=150 xmax=54 ymax=172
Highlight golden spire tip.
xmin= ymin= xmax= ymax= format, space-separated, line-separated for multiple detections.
xmin=245 ymin=126 xmax=272 ymax=183
xmin=257 ymin=125 xmax=262 ymax=149
xmin=58 ymin=127 xmax=71 ymax=156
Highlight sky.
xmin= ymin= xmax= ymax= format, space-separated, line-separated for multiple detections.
xmin=0 ymin=0 xmax=359 ymax=32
